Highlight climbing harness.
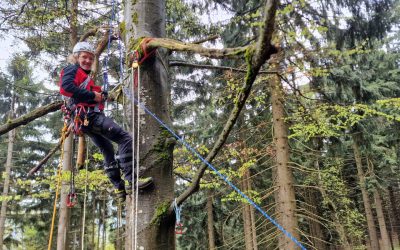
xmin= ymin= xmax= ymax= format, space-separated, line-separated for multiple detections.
xmin=174 ymin=199 xmax=184 ymax=235
xmin=47 ymin=122 xmax=68 ymax=250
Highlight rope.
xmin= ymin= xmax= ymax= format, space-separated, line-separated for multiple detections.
xmin=121 ymin=82 xmax=307 ymax=250
xmin=134 ymin=64 xmax=141 ymax=250
xmin=130 ymin=58 xmax=141 ymax=250
xmin=81 ymin=138 xmax=89 ymax=250
xmin=47 ymin=123 xmax=68 ymax=250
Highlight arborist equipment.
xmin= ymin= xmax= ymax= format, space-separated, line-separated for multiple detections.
xmin=174 ymin=199 xmax=184 ymax=235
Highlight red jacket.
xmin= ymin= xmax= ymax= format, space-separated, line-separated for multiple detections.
xmin=59 ymin=64 xmax=104 ymax=110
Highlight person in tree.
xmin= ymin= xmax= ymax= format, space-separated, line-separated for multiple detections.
xmin=59 ymin=41 xmax=153 ymax=202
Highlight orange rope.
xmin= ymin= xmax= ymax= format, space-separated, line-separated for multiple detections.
xmin=47 ymin=122 xmax=68 ymax=250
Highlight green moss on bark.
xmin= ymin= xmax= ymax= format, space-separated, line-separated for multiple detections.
xmin=150 ymin=200 xmax=170 ymax=226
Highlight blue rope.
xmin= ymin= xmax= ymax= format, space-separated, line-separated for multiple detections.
xmin=122 ymin=84 xmax=307 ymax=250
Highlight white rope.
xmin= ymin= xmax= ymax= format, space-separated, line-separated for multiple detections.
xmin=134 ymin=65 xmax=141 ymax=250
xmin=130 ymin=66 xmax=136 ymax=250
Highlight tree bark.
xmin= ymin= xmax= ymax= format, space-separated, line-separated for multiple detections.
xmin=206 ymin=191 xmax=216 ymax=250
xmin=242 ymin=169 xmax=258 ymax=250
xmin=306 ymin=189 xmax=326 ymax=250
xmin=374 ymin=189 xmax=390 ymax=250
xmin=387 ymin=186 xmax=400 ymax=247
xmin=0 ymin=120 xmax=15 ymax=250
xmin=270 ymin=55 xmax=299 ymax=249
xmin=0 ymin=100 xmax=62 ymax=136
xmin=352 ymin=137 xmax=380 ymax=250
xmin=125 ymin=0 xmax=175 ymax=249
xmin=57 ymin=134 xmax=73 ymax=250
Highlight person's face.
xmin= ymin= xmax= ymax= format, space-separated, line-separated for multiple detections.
xmin=78 ymin=51 xmax=94 ymax=71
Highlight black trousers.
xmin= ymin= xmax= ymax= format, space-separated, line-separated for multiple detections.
xmin=81 ymin=111 xmax=133 ymax=190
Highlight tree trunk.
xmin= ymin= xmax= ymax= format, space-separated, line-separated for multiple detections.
xmin=249 ymin=195 xmax=258 ymax=250
xmin=242 ymin=169 xmax=257 ymax=250
xmin=270 ymin=56 xmax=299 ymax=249
xmin=306 ymin=189 xmax=326 ymax=250
xmin=57 ymin=134 xmax=73 ymax=250
xmin=0 ymin=124 xmax=15 ymax=250
xmin=387 ymin=187 xmax=400 ymax=248
xmin=374 ymin=189 xmax=390 ymax=250
xmin=206 ymin=191 xmax=216 ymax=250
xmin=91 ymin=193 xmax=96 ymax=250
xmin=124 ymin=0 xmax=175 ymax=249
xmin=69 ymin=0 xmax=78 ymax=47
xmin=352 ymin=137 xmax=380 ymax=250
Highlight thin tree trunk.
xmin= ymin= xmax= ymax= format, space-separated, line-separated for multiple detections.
xmin=306 ymin=189 xmax=326 ymax=250
xmin=124 ymin=0 xmax=175 ymax=249
xmin=102 ymin=198 xmax=106 ymax=250
xmin=0 ymin=121 xmax=15 ymax=250
xmin=57 ymin=134 xmax=73 ymax=250
xmin=387 ymin=187 xmax=400 ymax=248
xmin=91 ymin=193 xmax=96 ymax=250
xmin=206 ymin=191 xmax=216 ymax=250
xmin=242 ymin=169 xmax=256 ymax=250
xmin=374 ymin=189 xmax=390 ymax=250
xmin=270 ymin=56 xmax=299 ymax=249
xmin=249 ymin=194 xmax=258 ymax=250
xmin=352 ymin=137 xmax=380 ymax=250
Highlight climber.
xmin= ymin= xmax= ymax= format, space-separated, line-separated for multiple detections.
xmin=59 ymin=41 xmax=153 ymax=202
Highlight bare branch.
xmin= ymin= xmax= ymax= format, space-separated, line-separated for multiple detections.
xmin=192 ymin=34 xmax=219 ymax=44
xmin=0 ymin=101 xmax=63 ymax=136
xmin=169 ymin=60 xmax=277 ymax=74
xmin=80 ymin=27 xmax=100 ymax=42
xmin=28 ymin=141 xmax=63 ymax=176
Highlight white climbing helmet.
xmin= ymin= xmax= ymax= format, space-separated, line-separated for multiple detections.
xmin=72 ymin=42 xmax=95 ymax=55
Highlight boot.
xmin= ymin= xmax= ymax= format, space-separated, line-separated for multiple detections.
xmin=126 ymin=177 xmax=154 ymax=194
xmin=114 ymin=188 xmax=127 ymax=203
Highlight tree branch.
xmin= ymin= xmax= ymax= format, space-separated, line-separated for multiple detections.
xmin=170 ymin=0 xmax=278 ymax=213
xmin=146 ymin=38 xmax=248 ymax=59
xmin=0 ymin=101 xmax=63 ymax=136
xmin=169 ymin=60 xmax=277 ymax=74
xmin=79 ymin=27 xmax=99 ymax=42
xmin=192 ymin=34 xmax=219 ymax=44
xmin=28 ymin=141 xmax=63 ymax=176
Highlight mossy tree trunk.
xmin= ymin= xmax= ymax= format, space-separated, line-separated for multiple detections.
xmin=124 ymin=0 xmax=175 ymax=249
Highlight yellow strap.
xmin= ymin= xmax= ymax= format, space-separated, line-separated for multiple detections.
xmin=47 ymin=122 xmax=68 ymax=250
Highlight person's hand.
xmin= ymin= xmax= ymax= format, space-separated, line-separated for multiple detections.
xmin=93 ymin=91 xmax=102 ymax=103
